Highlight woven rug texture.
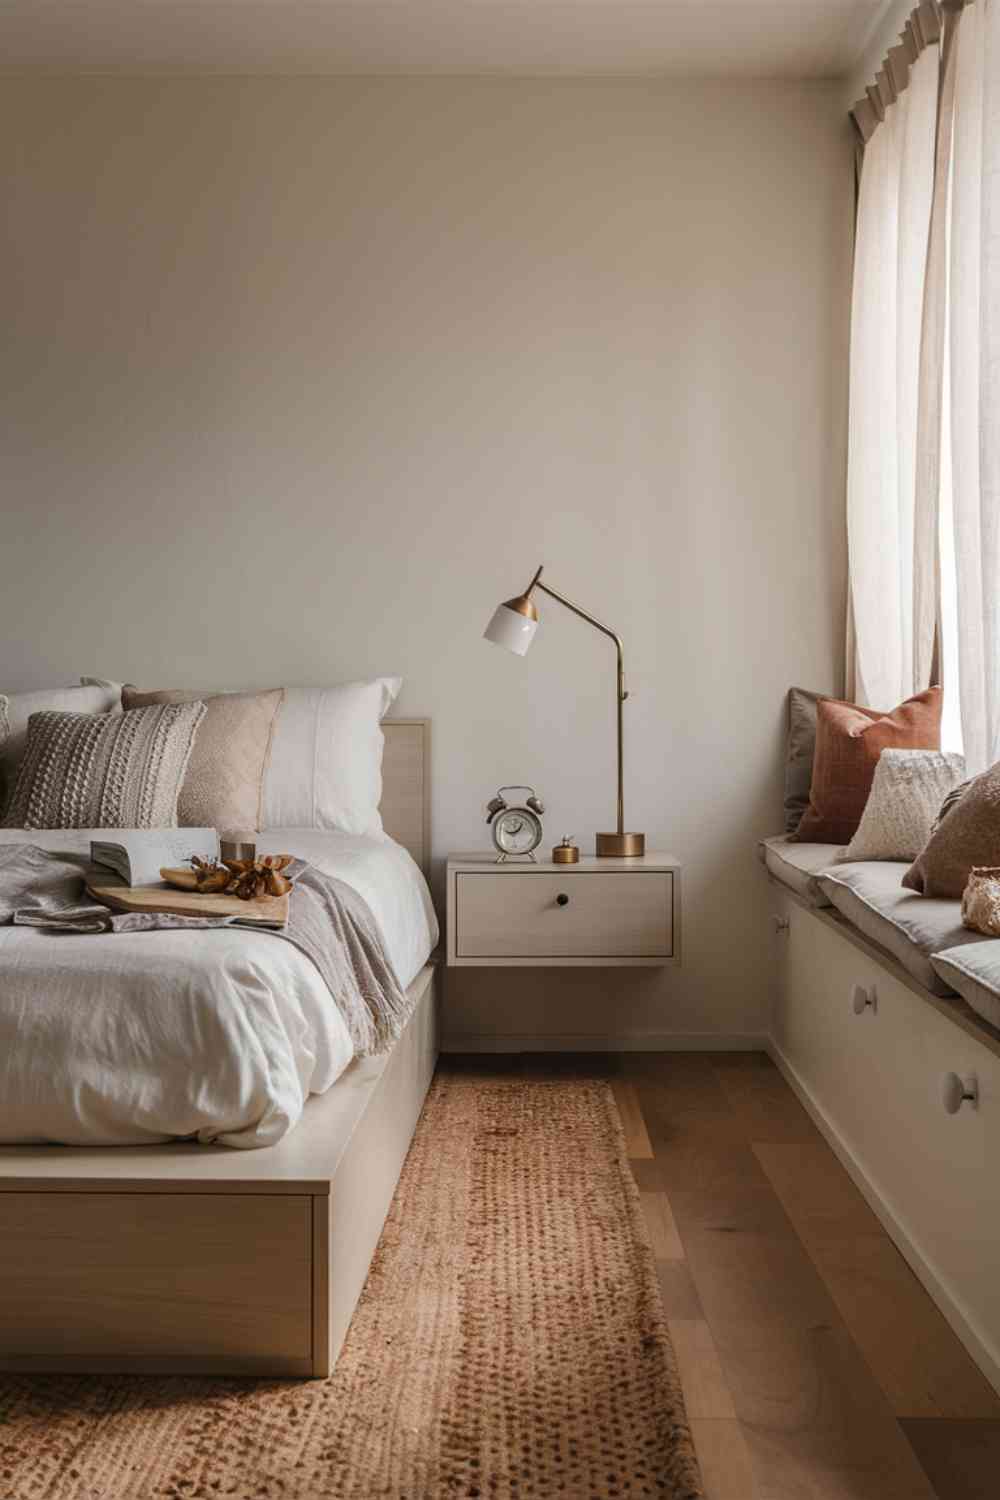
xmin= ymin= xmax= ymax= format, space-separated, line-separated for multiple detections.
xmin=0 ymin=1075 xmax=704 ymax=1499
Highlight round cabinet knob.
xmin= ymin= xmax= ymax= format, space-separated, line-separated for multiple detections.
xmin=851 ymin=983 xmax=876 ymax=1015
xmin=942 ymin=1072 xmax=979 ymax=1115
xmin=556 ymin=893 xmax=570 ymax=907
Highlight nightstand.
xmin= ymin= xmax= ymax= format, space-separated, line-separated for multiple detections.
xmin=445 ymin=852 xmax=681 ymax=968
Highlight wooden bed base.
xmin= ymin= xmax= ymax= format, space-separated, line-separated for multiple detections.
xmin=0 ymin=962 xmax=437 ymax=1377
xmin=0 ymin=717 xmax=437 ymax=1378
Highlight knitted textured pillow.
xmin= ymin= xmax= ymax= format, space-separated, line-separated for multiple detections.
xmin=904 ymin=760 xmax=1000 ymax=897
xmin=838 ymin=749 xmax=965 ymax=863
xmin=794 ymin=687 xmax=942 ymax=844
xmin=0 ymin=681 xmax=121 ymax=814
xmin=122 ymin=686 xmax=284 ymax=834
xmin=1 ymin=703 xmax=205 ymax=830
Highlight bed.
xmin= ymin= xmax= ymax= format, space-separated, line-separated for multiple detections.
xmin=0 ymin=718 xmax=437 ymax=1377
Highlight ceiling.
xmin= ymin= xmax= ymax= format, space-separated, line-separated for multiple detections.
xmin=0 ymin=1 xmax=890 ymax=78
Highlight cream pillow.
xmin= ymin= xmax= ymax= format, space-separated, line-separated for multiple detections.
xmin=262 ymin=678 xmax=402 ymax=835
xmin=0 ymin=681 xmax=122 ymax=812
xmin=123 ymin=686 xmax=285 ymax=834
xmin=839 ymin=749 xmax=966 ymax=863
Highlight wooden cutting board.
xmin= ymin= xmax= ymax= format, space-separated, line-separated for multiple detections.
xmin=86 ymin=879 xmax=290 ymax=928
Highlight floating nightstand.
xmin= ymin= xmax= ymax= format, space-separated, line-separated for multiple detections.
xmin=445 ymin=852 xmax=681 ymax=969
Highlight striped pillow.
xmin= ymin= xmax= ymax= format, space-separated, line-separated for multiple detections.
xmin=1 ymin=703 xmax=206 ymax=830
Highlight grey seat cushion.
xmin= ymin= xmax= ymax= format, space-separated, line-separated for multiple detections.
xmin=931 ymin=945 xmax=1000 ymax=1031
xmin=758 ymin=834 xmax=839 ymax=907
xmin=818 ymin=863 xmax=993 ymax=996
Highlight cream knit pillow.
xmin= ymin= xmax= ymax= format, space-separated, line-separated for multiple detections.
xmin=1 ymin=704 xmax=205 ymax=830
xmin=839 ymin=749 xmax=966 ymax=863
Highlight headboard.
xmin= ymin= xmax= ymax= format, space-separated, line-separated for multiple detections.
xmin=380 ymin=719 xmax=430 ymax=876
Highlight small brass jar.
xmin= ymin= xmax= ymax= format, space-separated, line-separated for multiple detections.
xmin=552 ymin=836 xmax=580 ymax=865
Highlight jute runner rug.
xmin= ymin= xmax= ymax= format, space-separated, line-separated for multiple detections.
xmin=0 ymin=1076 xmax=704 ymax=1499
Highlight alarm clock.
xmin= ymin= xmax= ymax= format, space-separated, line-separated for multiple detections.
xmin=485 ymin=785 xmax=545 ymax=863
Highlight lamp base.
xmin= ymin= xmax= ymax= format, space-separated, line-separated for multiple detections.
xmin=595 ymin=832 xmax=646 ymax=858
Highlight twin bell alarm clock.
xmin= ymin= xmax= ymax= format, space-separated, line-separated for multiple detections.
xmin=485 ymin=786 xmax=545 ymax=862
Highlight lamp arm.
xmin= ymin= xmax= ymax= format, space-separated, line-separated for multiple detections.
xmin=526 ymin=568 xmax=628 ymax=837
xmin=533 ymin=580 xmax=626 ymax=680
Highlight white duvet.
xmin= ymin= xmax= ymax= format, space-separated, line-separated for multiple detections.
xmin=0 ymin=829 xmax=437 ymax=1149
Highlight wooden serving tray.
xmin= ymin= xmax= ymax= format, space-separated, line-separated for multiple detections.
xmin=86 ymin=879 xmax=289 ymax=928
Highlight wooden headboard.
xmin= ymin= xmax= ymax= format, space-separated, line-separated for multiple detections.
xmin=380 ymin=719 xmax=430 ymax=876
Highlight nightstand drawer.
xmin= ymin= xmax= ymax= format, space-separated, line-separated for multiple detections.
xmin=455 ymin=871 xmax=673 ymax=960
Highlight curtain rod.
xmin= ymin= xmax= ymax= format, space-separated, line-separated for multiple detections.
xmin=850 ymin=0 xmax=949 ymax=144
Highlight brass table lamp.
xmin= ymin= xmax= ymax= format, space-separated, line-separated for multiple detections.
xmin=483 ymin=564 xmax=645 ymax=858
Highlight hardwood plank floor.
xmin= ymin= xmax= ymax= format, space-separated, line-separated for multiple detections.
xmin=445 ymin=1051 xmax=1000 ymax=1499
xmin=900 ymin=1419 xmax=1000 ymax=1500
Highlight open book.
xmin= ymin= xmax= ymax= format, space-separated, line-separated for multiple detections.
xmin=90 ymin=828 xmax=219 ymax=888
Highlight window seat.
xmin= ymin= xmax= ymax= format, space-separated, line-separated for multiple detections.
xmin=762 ymin=851 xmax=1000 ymax=1397
xmin=759 ymin=835 xmax=1000 ymax=1031
xmin=756 ymin=834 xmax=835 ymax=907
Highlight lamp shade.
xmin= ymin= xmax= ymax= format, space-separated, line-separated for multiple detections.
xmin=483 ymin=599 xmax=539 ymax=656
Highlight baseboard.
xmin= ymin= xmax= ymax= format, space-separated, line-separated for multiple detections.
xmin=441 ymin=1032 xmax=769 ymax=1054
xmin=768 ymin=1036 xmax=1000 ymax=1397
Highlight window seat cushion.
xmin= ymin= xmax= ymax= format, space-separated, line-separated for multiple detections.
xmin=931 ymin=945 xmax=1000 ymax=1032
xmin=757 ymin=835 xmax=839 ymax=907
xmin=818 ymin=862 xmax=993 ymax=996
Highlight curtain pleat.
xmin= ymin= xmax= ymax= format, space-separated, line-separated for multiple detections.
xmin=948 ymin=0 xmax=1000 ymax=770
xmin=912 ymin=10 xmax=958 ymax=698
xmin=846 ymin=45 xmax=938 ymax=708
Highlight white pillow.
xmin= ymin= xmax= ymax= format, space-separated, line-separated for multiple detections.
xmin=839 ymin=749 xmax=966 ymax=863
xmin=1 ymin=680 xmax=123 ymax=809
xmin=262 ymin=677 xmax=402 ymax=836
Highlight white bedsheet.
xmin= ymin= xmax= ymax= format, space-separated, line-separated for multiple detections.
xmin=0 ymin=829 xmax=437 ymax=1149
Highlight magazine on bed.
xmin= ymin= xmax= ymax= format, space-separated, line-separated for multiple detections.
xmin=90 ymin=828 xmax=219 ymax=887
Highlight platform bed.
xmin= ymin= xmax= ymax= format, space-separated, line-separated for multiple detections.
xmin=0 ymin=719 xmax=436 ymax=1379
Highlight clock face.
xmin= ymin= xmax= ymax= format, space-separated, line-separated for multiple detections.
xmin=494 ymin=808 xmax=542 ymax=856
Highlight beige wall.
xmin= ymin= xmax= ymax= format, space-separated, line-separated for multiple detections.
xmin=1 ymin=77 xmax=851 ymax=1045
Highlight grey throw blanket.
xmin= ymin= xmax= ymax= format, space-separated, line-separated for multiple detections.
xmin=0 ymin=846 xmax=410 ymax=1057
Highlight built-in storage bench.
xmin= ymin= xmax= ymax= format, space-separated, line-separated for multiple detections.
xmin=767 ymin=879 xmax=1000 ymax=1393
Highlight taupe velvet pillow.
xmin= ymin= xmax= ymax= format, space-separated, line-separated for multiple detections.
xmin=903 ymin=762 xmax=1000 ymax=898
xmin=1 ymin=704 xmax=205 ymax=829
xmin=122 ymin=686 xmax=284 ymax=834
xmin=785 ymin=688 xmax=821 ymax=833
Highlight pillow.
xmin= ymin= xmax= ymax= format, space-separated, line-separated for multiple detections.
xmin=263 ymin=678 xmax=402 ymax=835
xmin=903 ymin=760 xmax=1000 ymax=897
xmin=1 ymin=703 xmax=205 ymax=830
xmin=0 ymin=681 xmax=122 ymax=812
xmin=838 ymin=749 xmax=965 ymax=862
xmin=784 ymin=688 xmax=822 ymax=833
xmin=122 ymin=686 xmax=284 ymax=834
xmin=794 ymin=687 xmax=942 ymax=844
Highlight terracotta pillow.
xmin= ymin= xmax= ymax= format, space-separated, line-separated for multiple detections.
xmin=793 ymin=687 xmax=942 ymax=845
xmin=122 ymin=686 xmax=284 ymax=834
xmin=903 ymin=762 xmax=1000 ymax=897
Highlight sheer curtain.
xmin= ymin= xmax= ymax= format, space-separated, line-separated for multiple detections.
xmin=945 ymin=0 xmax=1000 ymax=772
xmin=849 ymin=0 xmax=1000 ymax=773
xmin=847 ymin=44 xmax=938 ymax=710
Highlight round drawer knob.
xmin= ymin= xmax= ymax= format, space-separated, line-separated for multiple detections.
xmin=942 ymin=1072 xmax=979 ymax=1115
xmin=556 ymin=893 xmax=570 ymax=907
xmin=851 ymin=983 xmax=876 ymax=1015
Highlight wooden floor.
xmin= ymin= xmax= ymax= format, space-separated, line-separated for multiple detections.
xmin=441 ymin=1050 xmax=1000 ymax=1500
